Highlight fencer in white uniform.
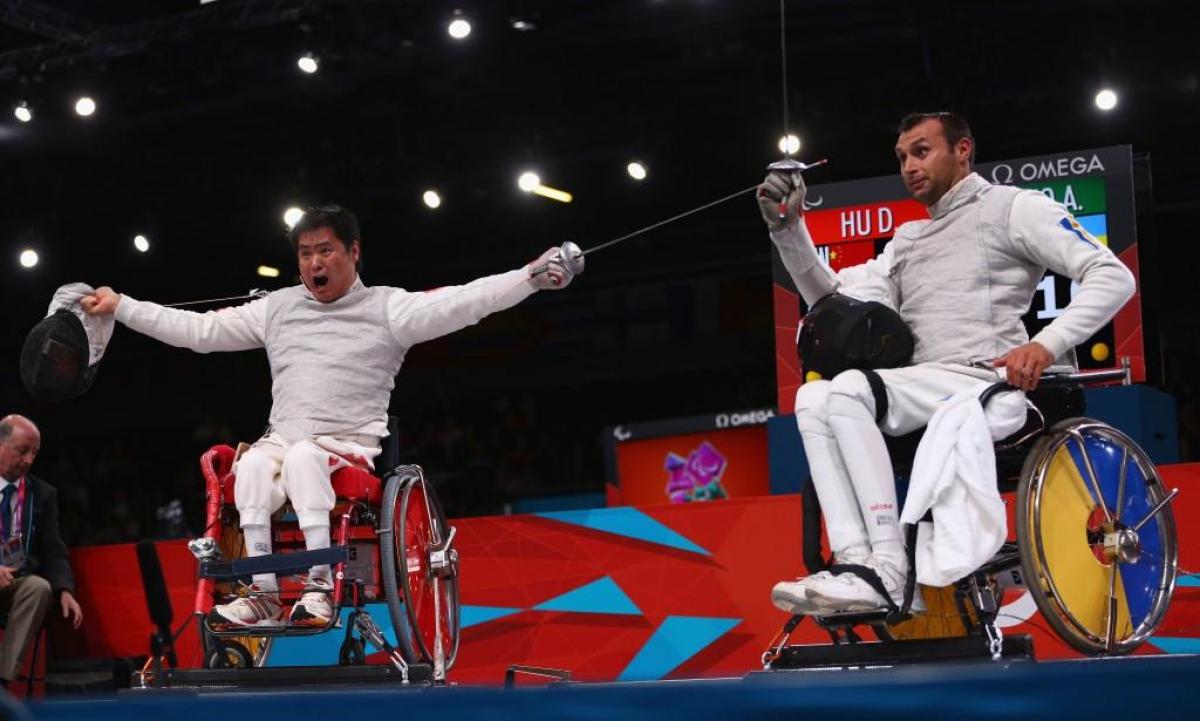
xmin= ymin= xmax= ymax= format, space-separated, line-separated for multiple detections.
xmin=82 ymin=205 xmax=575 ymax=628
xmin=761 ymin=113 xmax=1136 ymax=614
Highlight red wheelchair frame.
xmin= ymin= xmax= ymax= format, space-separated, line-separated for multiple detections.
xmin=190 ymin=442 xmax=461 ymax=682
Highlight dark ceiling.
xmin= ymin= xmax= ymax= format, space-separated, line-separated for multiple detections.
xmin=1 ymin=0 xmax=1196 ymax=438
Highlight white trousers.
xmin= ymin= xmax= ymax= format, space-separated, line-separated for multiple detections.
xmin=794 ymin=363 xmax=1005 ymax=574
xmin=234 ymin=432 xmax=381 ymax=531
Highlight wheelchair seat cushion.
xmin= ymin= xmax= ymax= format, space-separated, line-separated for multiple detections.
xmin=331 ymin=466 xmax=382 ymax=504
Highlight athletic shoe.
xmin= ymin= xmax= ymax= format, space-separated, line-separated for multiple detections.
xmin=805 ymin=562 xmax=926 ymax=614
xmin=210 ymin=585 xmax=284 ymax=629
xmin=770 ymin=571 xmax=834 ymax=615
xmin=288 ymin=577 xmax=334 ymax=627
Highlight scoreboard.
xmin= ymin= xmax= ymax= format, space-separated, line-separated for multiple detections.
xmin=771 ymin=145 xmax=1144 ymax=414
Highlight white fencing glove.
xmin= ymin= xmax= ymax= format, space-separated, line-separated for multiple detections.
xmin=756 ymin=170 xmax=806 ymax=232
xmin=527 ymin=246 xmax=574 ymax=290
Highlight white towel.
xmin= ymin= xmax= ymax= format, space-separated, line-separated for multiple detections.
xmin=900 ymin=388 xmax=1027 ymax=586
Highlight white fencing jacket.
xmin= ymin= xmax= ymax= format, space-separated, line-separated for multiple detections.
xmin=772 ymin=172 xmax=1136 ymax=365
xmin=115 ymin=269 xmax=536 ymax=442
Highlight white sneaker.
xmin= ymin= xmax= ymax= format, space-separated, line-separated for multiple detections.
xmin=288 ymin=577 xmax=334 ymax=627
xmin=771 ymin=571 xmax=833 ymax=615
xmin=211 ymin=585 xmax=284 ymax=629
xmin=805 ymin=564 xmax=926 ymax=614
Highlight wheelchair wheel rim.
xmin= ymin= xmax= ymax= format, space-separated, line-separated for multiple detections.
xmin=398 ymin=476 xmax=459 ymax=668
xmin=1023 ymin=420 xmax=1177 ymax=654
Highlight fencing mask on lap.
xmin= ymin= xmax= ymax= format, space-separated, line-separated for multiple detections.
xmin=797 ymin=293 xmax=914 ymax=379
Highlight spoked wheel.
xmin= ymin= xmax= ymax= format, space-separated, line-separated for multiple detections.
xmin=380 ymin=466 xmax=461 ymax=672
xmin=1017 ymin=418 xmax=1178 ymax=654
xmin=206 ymin=640 xmax=253 ymax=669
xmin=881 ymin=585 xmax=974 ymax=641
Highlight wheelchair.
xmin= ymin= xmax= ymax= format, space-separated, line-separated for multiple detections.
xmin=763 ymin=363 xmax=1180 ymax=668
xmin=188 ymin=422 xmax=461 ymax=683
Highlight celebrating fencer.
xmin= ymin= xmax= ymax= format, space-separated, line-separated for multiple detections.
xmin=760 ymin=112 xmax=1136 ymax=615
xmin=79 ymin=205 xmax=575 ymax=630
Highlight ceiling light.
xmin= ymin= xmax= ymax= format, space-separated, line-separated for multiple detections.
xmin=517 ymin=171 xmax=541 ymax=192
xmin=422 ymin=190 xmax=442 ymax=209
xmin=627 ymin=161 xmax=648 ymax=180
xmin=74 ymin=96 xmax=96 ymax=117
xmin=1094 ymin=88 xmax=1118 ymax=111
xmin=14 ymin=101 xmax=31 ymax=123
xmin=257 ymin=265 xmax=281 ymax=278
xmin=511 ymin=19 xmax=536 ymax=31
xmin=297 ymin=53 xmax=319 ymax=74
xmin=448 ymin=18 xmax=471 ymax=39
xmin=778 ymin=134 xmax=801 ymax=155
xmin=134 ymin=234 xmax=150 ymax=252
xmin=283 ymin=207 xmax=305 ymax=228
xmin=19 ymin=249 xmax=38 ymax=268
xmin=532 ymin=185 xmax=573 ymax=203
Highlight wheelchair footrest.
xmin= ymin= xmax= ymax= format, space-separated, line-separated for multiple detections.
xmin=765 ymin=634 xmax=1035 ymax=670
xmin=200 ymin=547 xmax=350 ymax=580
xmin=813 ymin=609 xmax=911 ymax=629
xmin=135 ymin=663 xmax=433 ymax=690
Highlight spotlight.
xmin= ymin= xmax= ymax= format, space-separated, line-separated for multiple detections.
xmin=297 ymin=53 xmax=319 ymax=74
xmin=74 ymin=96 xmax=96 ymax=117
xmin=627 ymin=161 xmax=648 ymax=181
xmin=510 ymin=19 xmax=537 ymax=31
xmin=134 ymin=234 xmax=150 ymax=253
xmin=448 ymin=18 xmax=472 ymax=39
xmin=283 ymin=207 xmax=305 ymax=228
xmin=1095 ymin=88 xmax=1118 ymax=111
xmin=778 ymin=134 xmax=801 ymax=155
xmin=422 ymin=190 xmax=442 ymax=209
xmin=14 ymin=101 xmax=31 ymax=123
xmin=517 ymin=171 xmax=541 ymax=192
xmin=532 ymin=185 xmax=573 ymax=203
xmin=19 ymin=249 xmax=39 ymax=268
xmin=257 ymin=265 xmax=281 ymax=278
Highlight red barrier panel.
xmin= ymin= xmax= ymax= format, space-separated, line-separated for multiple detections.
xmin=51 ymin=463 xmax=1200 ymax=682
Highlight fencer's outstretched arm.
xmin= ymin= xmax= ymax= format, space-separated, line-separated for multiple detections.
xmin=387 ymin=246 xmax=573 ymax=346
xmin=1009 ymin=192 xmax=1137 ymax=360
xmin=83 ymin=287 xmax=267 ymax=352
xmin=758 ymin=171 xmax=898 ymax=308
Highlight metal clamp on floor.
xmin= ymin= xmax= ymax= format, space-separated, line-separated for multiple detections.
xmin=353 ymin=610 xmax=412 ymax=683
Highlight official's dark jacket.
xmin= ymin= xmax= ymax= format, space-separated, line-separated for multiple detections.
xmin=16 ymin=473 xmax=75 ymax=595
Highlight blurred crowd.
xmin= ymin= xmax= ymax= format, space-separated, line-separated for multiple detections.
xmin=41 ymin=394 xmax=599 ymax=548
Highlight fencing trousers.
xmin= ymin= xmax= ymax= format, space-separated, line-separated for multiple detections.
xmin=794 ymin=363 xmax=1005 ymax=585
xmin=233 ymin=432 xmax=381 ymax=589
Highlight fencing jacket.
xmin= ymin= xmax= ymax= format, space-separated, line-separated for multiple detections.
xmin=114 ymin=269 xmax=536 ymax=441
xmin=771 ymin=172 xmax=1136 ymax=365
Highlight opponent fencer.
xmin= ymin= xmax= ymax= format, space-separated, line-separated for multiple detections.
xmin=81 ymin=205 xmax=574 ymax=629
xmin=760 ymin=112 xmax=1136 ymax=614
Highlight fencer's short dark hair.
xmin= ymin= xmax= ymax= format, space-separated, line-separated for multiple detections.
xmin=287 ymin=204 xmax=363 ymax=272
xmin=898 ymin=112 xmax=975 ymax=162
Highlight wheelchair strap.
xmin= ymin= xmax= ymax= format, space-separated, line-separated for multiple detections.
xmin=801 ymin=479 xmax=832 ymax=574
xmin=827 ymin=563 xmax=903 ymax=624
xmin=902 ymin=523 xmax=919 ymax=617
xmin=860 ymin=369 xmax=889 ymax=425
